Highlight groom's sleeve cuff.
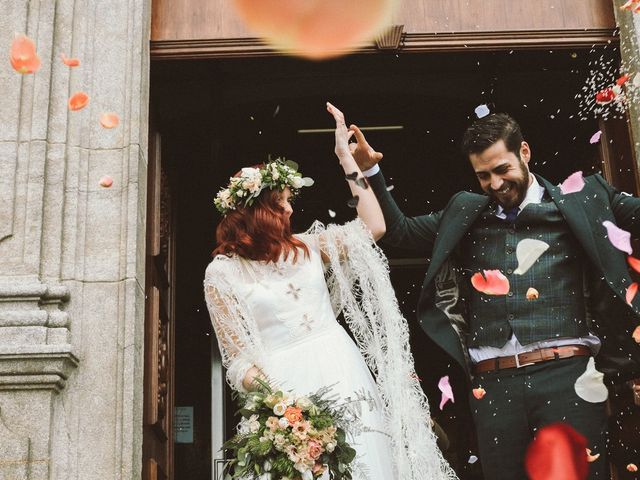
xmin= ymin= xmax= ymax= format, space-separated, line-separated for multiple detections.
xmin=362 ymin=164 xmax=380 ymax=177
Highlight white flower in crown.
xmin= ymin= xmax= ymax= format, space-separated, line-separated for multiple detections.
xmin=217 ymin=189 xmax=232 ymax=206
xmin=241 ymin=167 xmax=263 ymax=193
xmin=214 ymin=158 xmax=314 ymax=215
xmin=290 ymin=176 xmax=304 ymax=189
xmin=273 ymin=402 xmax=287 ymax=416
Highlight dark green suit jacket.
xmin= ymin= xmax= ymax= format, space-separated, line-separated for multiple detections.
xmin=370 ymin=171 xmax=640 ymax=383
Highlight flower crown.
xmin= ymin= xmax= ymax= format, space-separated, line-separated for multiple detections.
xmin=214 ymin=158 xmax=314 ymax=215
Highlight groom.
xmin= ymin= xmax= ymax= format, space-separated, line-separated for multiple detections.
xmin=350 ymin=113 xmax=640 ymax=479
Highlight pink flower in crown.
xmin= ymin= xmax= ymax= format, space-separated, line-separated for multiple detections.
xmin=307 ymin=440 xmax=324 ymax=460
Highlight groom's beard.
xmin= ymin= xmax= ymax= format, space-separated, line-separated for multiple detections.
xmin=488 ymin=161 xmax=529 ymax=209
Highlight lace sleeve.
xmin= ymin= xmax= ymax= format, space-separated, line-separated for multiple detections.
xmin=203 ymin=257 xmax=264 ymax=393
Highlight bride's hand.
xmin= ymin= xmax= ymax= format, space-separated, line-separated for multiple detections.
xmin=326 ymin=102 xmax=355 ymax=161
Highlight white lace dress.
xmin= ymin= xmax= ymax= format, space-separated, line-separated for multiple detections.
xmin=216 ymin=234 xmax=394 ymax=479
xmin=204 ymin=220 xmax=458 ymax=480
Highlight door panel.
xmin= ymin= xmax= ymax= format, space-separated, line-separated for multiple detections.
xmin=143 ymin=130 xmax=176 ymax=480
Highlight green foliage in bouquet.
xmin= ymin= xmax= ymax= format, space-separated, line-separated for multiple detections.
xmin=222 ymin=379 xmax=359 ymax=480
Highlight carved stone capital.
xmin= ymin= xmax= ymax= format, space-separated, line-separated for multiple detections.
xmin=0 ymin=348 xmax=78 ymax=393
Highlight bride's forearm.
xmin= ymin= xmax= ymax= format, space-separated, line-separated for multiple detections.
xmin=338 ymin=153 xmax=386 ymax=241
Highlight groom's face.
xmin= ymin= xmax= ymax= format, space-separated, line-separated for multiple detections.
xmin=469 ymin=139 xmax=532 ymax=209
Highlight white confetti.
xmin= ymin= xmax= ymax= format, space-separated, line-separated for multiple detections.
xmin=328 ymin=209 xmax=336 ymax=218
xmin=386 ymin=185 xmax=395 ymax=191
xmin=468 ymin=455 xmax=478 ymax=464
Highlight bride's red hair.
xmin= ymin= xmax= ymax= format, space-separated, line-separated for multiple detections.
xmin=213 ymin=187 xmax=309 ymax=263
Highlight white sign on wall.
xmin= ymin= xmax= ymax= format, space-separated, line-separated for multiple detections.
xmin=174 ymin=406 xmax=194 ymax=443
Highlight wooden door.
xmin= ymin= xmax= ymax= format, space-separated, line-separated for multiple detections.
xmin=142 ymin=129 xmax=176 ymax=480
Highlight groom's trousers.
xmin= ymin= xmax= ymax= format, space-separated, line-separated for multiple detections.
xmin=469 ymin=356 xmax=608 ymax=480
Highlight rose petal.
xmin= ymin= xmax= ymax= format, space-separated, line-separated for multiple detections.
xmin=10 ymin=35 xmax=40 ymax=74
xmin=525 ymin=423 xmax=588 ymax=480
xmin=634 ymin=73 xmax=640 ymax=88
xmin=632 ymin=325 xmax=640 ymax=343
xmin=328 ymin=209 xmax=336 ymax=218
xmin=589 ymin=131 xmax=602 ymax=144
xmin=468 ymin=455 xmax=478 ymax=464
xmin=602 ymin=220 xmax=633 ymax=254
xmin=472 ymin=387 xmax=486 ymax=400
xmin=628 ymin=464 xmax=638 ymax=472
xmin=626 ymin=282 xmax=638 ymax=306
xmin=526 ymin=287 xmax=539 ymax=301
xmin=627 ymin=256 xmax=640 ymax=273
xmin=438 ymin=375 xmax=454 ymax=410
xmin=474 ymin=104 xmax=490 ymax=119
xmin=386 ymin=185 xmax=394 ymax=191
xmin=514 ymin=238 xmax=550 ymax=274
xmin=231 ymin=0 xmax=398 ymax=60
xmin=99 ymin=112 xmax=120 ymax=129
xmin=595 ymin=87 xmax=616 ymax=105
xmin=621 ymin=0 xmax=636 ymax=9
xmin=574 ymin=357 xmax=608 ymax=403
xmin=585 ymin=448 xmax=600 ymax=463
xmin=560 ymin=171 xmax=585 ymax=195
xmin=60 ymin=53 xmax=80 ymax=67
xmin=99 ymin=175 xmax=113 ymax=188
xmin=68 ymin=91 xmax=90 ymax=111
xmin=617 ymin=73 xmax=631 ymax=86
xmin=471 ymin=269 xmax=510 ymax=295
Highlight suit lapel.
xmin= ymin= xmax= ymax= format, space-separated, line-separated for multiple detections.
xmin=537 ymin=175 xmax=605 ymax=273
xmin=424 ymin=194 xmax=490 ymax=286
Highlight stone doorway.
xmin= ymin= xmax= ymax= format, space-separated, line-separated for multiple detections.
xmin=149 ymin=45 xmax=634 ymax=479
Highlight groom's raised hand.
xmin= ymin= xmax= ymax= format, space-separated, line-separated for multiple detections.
xmin=348 ymin=125 xmax=384 ymax=172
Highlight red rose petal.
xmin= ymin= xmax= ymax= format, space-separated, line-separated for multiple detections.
xmin=617 ymin=73 xmax=631 ymax=86
xmin=628 ymin=464 xmax=638 ymax=472
xmin=231 ymin=0 xmax=397 ymax=60
xmin=627 ymin=256 xmax=640 ymax=273
xmin=525 ymin=423 xmax=588 ymax=480
xmin=595 ymin=87 xmax=616 ymax=105
xmin=61 ymin=53 xmax=80 ymax=67
xmin=10 ymin=35 xmax=41 ymax=74
xmin=68 ymin=91 xmax=89 ymax=111
xmin=471 ymin=270 xmax=510 ymax=295
xmin=472 ymin=388 xmax=486 ymax=400
xmin=99 ymin=113 xmax=120 ymax=129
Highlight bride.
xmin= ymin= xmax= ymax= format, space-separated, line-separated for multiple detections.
xmin=204 ymin=103 xmax=457 ymax=479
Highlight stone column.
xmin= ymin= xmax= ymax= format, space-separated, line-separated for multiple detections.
xmin=0 ymin=1 xmax=150 ymax=479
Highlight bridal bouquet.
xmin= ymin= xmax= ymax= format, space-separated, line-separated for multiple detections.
xmin=223 ymin=381 xmax=359 ymax=480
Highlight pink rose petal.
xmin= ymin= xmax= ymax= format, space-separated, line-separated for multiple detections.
xmin=626 ymin=283 xmax=638 ymax=306
xmin=560 ymin=171 xmax=585 ymax=195
xmin=99 ymin=175 xmax=113 ymax=188
xmin=589 ymin=131 xmax=602 ymax=144
xmin=438 ymin=375 xmax=454 ymax=410
xmin=602 ymin=220 xmax=632 ymax=254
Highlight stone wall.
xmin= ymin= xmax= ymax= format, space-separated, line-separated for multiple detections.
xmin=0 ymin=1 xmax=150 ymax=478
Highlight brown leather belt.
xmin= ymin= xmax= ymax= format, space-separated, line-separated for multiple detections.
xmin=473 ymin=345 xmax=592 ymax=374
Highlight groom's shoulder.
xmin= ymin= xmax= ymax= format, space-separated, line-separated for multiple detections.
xmin=447 ymin=190 xmax=487 ymax=207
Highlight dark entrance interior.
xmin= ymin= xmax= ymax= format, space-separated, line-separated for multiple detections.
xmin=150 ymin=45 xmax=624 ymax=479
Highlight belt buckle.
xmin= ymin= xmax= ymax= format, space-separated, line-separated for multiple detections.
xmin=514 ymin=352 xmax=535 ymax=368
